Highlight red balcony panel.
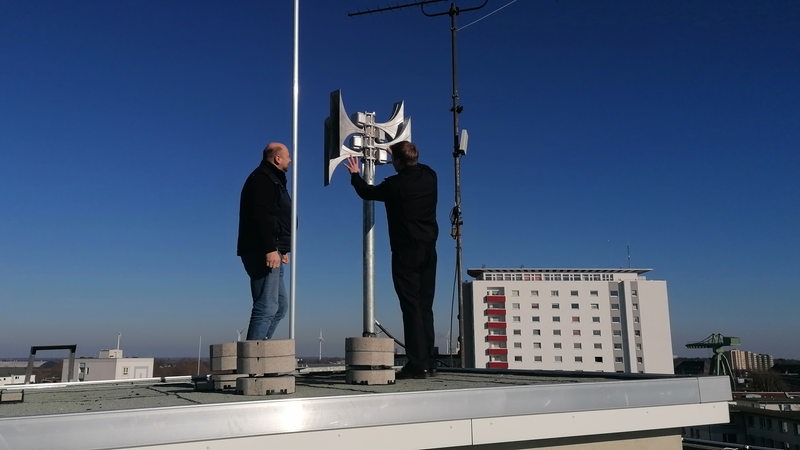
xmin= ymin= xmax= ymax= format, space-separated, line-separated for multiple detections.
xmin=485 ymin=308 xmax=506 ymax=316
xmin=487 ymin=362 xmax=509 ymax=369
xmin=485 ymin=295 xmax=506 ymax=303
xmin=486 ymin=348 xmax=508 ymax=355
xmin=486 ymin=322 xmax=507 ymax=329
xmin=486 ymin=335 xmax=508 ymax=342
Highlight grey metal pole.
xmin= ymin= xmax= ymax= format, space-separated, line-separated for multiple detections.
xmin=362 ymin=149 xmax=377 ymax=336
xmin=289 ymin=0 xmax=299 ymax=339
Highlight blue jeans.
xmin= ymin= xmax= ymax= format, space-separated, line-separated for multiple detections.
xmin=242 ymin=253 xmax=288 ymax=340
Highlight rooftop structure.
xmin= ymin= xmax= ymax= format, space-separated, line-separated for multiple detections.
xmin=464 ymin=267 xmax=673 ymax=373
xmin=0 ymin=369 xmax=731 ymax=450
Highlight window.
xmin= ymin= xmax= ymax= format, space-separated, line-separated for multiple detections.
xmin=512 ymin=316 xmax=521 ymax=322
xmin=532 ymin=316 xmax=540 ymax=322
xmin=554 ymin=356 xmax=563 ymax=362
xmin=631 ymin=289 xmax=638 ymax=296
xmin=632 ymin=303 xmax=639 ymax=310
xmin=533 ymin=342 xmax=542 ymax=349
xmin=511 ymin=290 xmax=520 ymax=297
xmin=614 ymin=343 xmax=622 ymax=349
xmin=636 ymin=343 xmax=642 ymax=350
xmin=634 ymin=330 xmax=641 ymax=336
xmin=550 ymin=290 xmax=559 ymax=297
xmin=514 ymin=342 xmax=522 ymax=349
xmin=633 ymin=317 xmax=640 ymax=323
xmin=512 ymin=329 xmax=522 ymax=335
xmin=554 ymin=342 xmax=562 ymax=349
xmin=590 ymin=290 xmax=599 ymax=297
xmin=572 ymin=316 xmax=580 ymax=322
xmin=570 ymin=290 xmax=578 ymax=296
xmin=574 ymin=343 xmax=582 ymax=349
xmin=594 ymin=343 xmax=602 ymax=349
xmin=636 ymin=357 xmax=643 ymax=363
xmin=551 ymin=303 xmax=560 ymax=309
xmin=595 ymin=356 xmax=603 ymax=363
xmin=574 ymin=356 xmax=583 ymax=363
xmin=534 ymin=355 xmax=542 ymax=362
xmin=615 ymin=357 xmax=623 ymax=363
xmin=592 ymin=316 xmax=600 ymax=323
xmin=552 ymin=316 xmax=561 ymax=322
xmin=514 ymin=356 xmax=523 ymax=362
xmin=531 ymin=303 xmax=539 ymax=309
xmin=123 ymin=367 xmax=129 ymax=375
xmin=612 ymin=330 xmax=622 ymax=336
xmin=593 ymin=330 xmax=601 ymax=336
xmin=611 ymin=303 xmax=620 ymax=310
xmin=610 ymin=290 xmax=619 ymax=297
xmin=553 ymin=329 xmax=561 ymax=336
xmin=531 ymin=290 xmax=539 ymax=296
xmin=571 ymin=303 xmax=579 ymax=309
xmin=512 ymin=303 xmax=520 ymax=309
xmin=572 ymin=330 xmax=581 ymax=336
xmin=533 ymin=329 xmax=541 ymax=336
xmin=611 ymin=316 xmax=621 ymax=323
xmin=590 ymin=303 xmax=599 ymax=309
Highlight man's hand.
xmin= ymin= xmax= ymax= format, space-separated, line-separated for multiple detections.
xmin=344 ymin=156 xmax=361 ymax=175
xmin=266 ymin=250 xmax=281 ymax=269
xmin=281 ymin=253 xmax=290 ymax=264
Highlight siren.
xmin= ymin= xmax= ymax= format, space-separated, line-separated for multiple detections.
xmin=323 ymin=90 xmax=363 ymax=186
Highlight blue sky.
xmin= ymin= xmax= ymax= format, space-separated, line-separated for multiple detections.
xmin=1 ymin=0 xmax=798 ymax=360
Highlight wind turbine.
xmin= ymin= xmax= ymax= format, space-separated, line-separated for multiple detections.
xmin=318 ymin=330 xmax=325 ymax=362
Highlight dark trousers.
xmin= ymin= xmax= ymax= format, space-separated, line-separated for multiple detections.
xmin=391 ymin=243 xmax=437 ymax=372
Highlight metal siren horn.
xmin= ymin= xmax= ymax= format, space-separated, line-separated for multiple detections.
xmin=324 ymin=90 xmax=364 ymax=186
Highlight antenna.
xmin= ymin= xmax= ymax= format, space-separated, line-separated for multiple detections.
xmin=116 ymin=332 xmax=122 ymax=350
xmin=348 ymin=0 xmax=489 ymax=369
xmin=627 ymin=242 xmax=631 ymax=268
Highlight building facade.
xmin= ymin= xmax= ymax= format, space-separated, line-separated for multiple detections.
xmin=728 ymin=349 xmax=774 ymax=373
xmin=61 ymin=349 xmax=153 ymax=382
xmin=685 ymin=392 xmax=800 ymax=450
xmin=463 ymin=268 xmax=674 ymax=374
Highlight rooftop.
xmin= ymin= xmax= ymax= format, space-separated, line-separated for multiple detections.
xmin=0 ymin=368 xmax=732 ymax=450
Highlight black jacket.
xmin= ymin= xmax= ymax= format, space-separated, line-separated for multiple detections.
xmin=350 ymin=163 xmax=438 ymax=252
xmin=237 ymin=162 xmax=292 ymax=256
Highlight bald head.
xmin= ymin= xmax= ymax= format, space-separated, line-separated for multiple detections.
xmin=262 ymin=142 xmax=291 ymax=172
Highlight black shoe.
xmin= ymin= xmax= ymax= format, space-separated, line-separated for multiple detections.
xmin=396 ymin=367 xmax=427 ymax=380
xmin=426 ymin=367 xmax=437 ymax=377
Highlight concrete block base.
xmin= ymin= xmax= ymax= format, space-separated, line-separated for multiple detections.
xmin=237 ymin=375 xmax=296 ymax=396
xmin=346 ymin=369 xmax=396 ymax=385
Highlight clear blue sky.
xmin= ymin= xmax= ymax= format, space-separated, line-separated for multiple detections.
xmin=1 ymin=1 xmax=798 ymax=360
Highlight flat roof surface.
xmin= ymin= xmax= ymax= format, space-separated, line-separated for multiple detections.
xmin=0 ymin=369 xmax=732 ymax=450
xmin=1 ymin=368 xmax=619 ymax=418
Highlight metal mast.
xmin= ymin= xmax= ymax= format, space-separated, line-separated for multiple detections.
xmin=349 ymin=0 xmax=487 ymax=368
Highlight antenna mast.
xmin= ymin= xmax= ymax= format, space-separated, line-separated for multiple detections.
xmin=348 ymin=0 xmax=488 ymax=369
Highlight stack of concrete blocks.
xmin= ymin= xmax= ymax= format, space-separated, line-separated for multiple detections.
xmin=345 ymin=337 xmax=395 ymax=385
xmin=208 ymin=342 xmax=242 ymax=391
xmin=236 ymin=339 xmax=296 ymax=395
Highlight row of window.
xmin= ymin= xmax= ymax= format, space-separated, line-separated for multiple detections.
xmin=499 ymin=341 xmax=643 ymax=351
xmin=491 ymin=328 xmax=642 ymax=337
xmin=505 ymin=355 xmax=644 ymax=364
xmin=496 ymin=289 xmax=636 ymax=297
xmin=504 ymin=302 xmax=639 ymax=310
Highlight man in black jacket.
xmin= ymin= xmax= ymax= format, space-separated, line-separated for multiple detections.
xmin=237 ymin=142 xmax=292 ymax=340
xmin=344 ymin=141 xmax=438 ymax=379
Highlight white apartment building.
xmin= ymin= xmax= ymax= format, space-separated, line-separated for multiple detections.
xmin=463 ymin=268 xmax=674 ymax=374
xmin=61 ymin=349 xmax=153 ymax=382
xmin=727 ymin=349 xmax=774 ymax=373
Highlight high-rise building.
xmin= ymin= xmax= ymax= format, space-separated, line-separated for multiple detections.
xmin=727 ymin=349 xmax=774 ymax=373
xmin=463 ymin=268 xmax=674 ymax=374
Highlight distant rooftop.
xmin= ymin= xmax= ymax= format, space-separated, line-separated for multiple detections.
xmin=467 ymin=267 xmax=653 ymax=278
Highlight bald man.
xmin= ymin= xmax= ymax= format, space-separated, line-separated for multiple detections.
xmin=237 ymin=142 xmax=292 ymax=340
